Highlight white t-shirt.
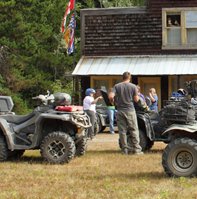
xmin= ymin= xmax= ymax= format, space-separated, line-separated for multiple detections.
xmin=83 ymin=96 xmax=96 ymax=112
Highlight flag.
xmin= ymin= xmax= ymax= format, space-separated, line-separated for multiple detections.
xmin=61 ymin=0 xmax=75 ymax=33
xmin=63 ymin=14 xmax=76 ymax=55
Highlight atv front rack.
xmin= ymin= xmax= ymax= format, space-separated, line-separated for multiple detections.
xmin=71 ymin=112 xmax=91 ymax=128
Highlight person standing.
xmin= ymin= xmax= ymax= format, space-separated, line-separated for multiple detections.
xmin=136 ymin=85 xmax=145 ymax=102
xmin=149 ymin=88 xmax=158 ymax=112
xmin=107 ymin=88 xmax=116 ymax=134
xmin=135 ymin=85 xmax=149 ymax=112
xmin=114 ymin=72 xmax=143 ymax=155
xmin=83 ymin=88 xmax=102 ymax=139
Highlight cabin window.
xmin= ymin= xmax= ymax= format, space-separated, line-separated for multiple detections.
xmin=186 ymin=11 xmax=197 ymax=45
xmin=162 ymin=8 xmax=197 ymax=49
xmin=91 ymin=76 xmax=122 ymax=92
xmin=91 ymin=76 xmax=121 ymax=106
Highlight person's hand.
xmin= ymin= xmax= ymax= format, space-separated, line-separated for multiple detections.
xmin=98 ymin=96 xmax=103 ymax=100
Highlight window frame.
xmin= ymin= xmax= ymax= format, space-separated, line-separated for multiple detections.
xmin=162 ymin=7 xmax=197 ymax=49
xmin=90 ymin=76 xmax=122 ymax=91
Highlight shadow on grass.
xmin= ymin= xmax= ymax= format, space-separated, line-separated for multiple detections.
xmin=87 ymin=150 xmax=120 ymax=155
xmin=147 ymin=149 xmax=164 ymax=154
xmin=87 ymin=149 xmax=163 ymax=155
xmin=87 ymin=171 xmax=167 ymax=180
xmin=7 ymin=156 xmax=47 ymax=164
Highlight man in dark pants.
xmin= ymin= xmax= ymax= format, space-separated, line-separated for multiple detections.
xmin=114 ymin=72 xmax=143 ymax=155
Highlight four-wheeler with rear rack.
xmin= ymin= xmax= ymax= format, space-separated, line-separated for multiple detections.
xmin=116 ymin=80 xmax=197 ymax=177
xmin=161 ymin=80 xmax=197 ymax=177
xmin=0 ymin=92 xmax=91 ymax=164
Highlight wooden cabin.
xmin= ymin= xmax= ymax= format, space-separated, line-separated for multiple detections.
xmin=72 ymin=0 xmax=197 ymax=108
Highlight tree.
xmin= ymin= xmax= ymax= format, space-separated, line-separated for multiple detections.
xmin=0 ymin=0 xmax=145 ymax=113
xmin=0 ymin=0 xmax=80 ymax=112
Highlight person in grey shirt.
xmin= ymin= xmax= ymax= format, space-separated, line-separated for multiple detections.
xmin=114 ymin=72 xmax=143 ymax=155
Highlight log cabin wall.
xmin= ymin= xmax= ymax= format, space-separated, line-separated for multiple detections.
xmin=81 ymin=1 xmax=197 ymax=56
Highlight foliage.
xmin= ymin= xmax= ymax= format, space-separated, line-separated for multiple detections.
xmin=101 ymin=0 xmax=145 ymax=7
xmin=0 ymin=0 xmax=80 ymax=113
xmin=51 ymin=79 xmax=73 ymax=94
xmin=0 ymin=0 xmax=145 ymax=113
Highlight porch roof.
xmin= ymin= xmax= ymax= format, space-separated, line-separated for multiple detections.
xmin=72 ymin=55 xmax=197 ymax=76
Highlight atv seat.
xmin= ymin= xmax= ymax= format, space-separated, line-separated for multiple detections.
xmin=0 ymin=112 xmax=36 ymax=124
xmin=148 ymin=111 xmax=160 ymax=120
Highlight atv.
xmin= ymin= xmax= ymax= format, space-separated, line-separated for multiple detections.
xmin=129 ymin=80 xmax=197 ymax=177
xmin=0 ymin=92 xmax=91 ymax=164
xmin=99 ymin=81 xmax=197 ymax=177
xmin=161 ymin=80 xmax=197 ymax=177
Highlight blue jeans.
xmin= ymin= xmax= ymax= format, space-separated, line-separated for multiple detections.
xmin=107 ymin=109 xmax=116 ymax=133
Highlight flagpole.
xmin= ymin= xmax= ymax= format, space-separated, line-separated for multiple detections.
xmin=73 ymin=0 xmax=80 ymax=105
xmin=61 ymin=0 xmax=79 ymax=104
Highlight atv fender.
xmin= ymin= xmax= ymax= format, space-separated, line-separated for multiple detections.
xmin=36 ymin=112 xmax=91 ymax=128
xmin=0 ymin=118 xmax=15 ymax=150
xmin=137 ymin=112 xmax=155 ymax=141
xmin=163 ymin=123 xmax=197 ymax=135
xmin=33 ymin=112 xmax=91 ymax=147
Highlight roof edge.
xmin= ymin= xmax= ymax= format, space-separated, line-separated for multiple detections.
xmin=80 ymin=7 xmax=147 ymax=15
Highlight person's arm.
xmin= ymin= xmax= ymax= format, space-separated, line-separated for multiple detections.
xmin=91 ymin=96 xmax=103 ymax=104
xmin=133 ymin=95 xmax=139 ymax=103
xmin=133 ymin=86 xmax=139 ymax=103
xmin=149 ymin=92 xmax=156 ymax=103
xmin=113 ymin=86 xmax=118 ymax=106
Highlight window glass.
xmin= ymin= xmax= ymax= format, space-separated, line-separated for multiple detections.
xmin=163 ymin=9 xmax=197 ymax=49
xmin=166 ymin=14 xmax=181 ymax=27
xmin=93 ymin=79 xmax=109 ymax=106
xmin=167 ymin=29 xmax=181 ymax=45
xmin=179 ymin=76 xmax=197 ymax=93
xmin=93 ymin=79 xmax=109 ymax=91
xmin=169 ymin=76 xmax=178 ymax=98
xmin=187 ymin=29 xmax=197 ymax=45
xmin=112 ymin=78 xmax=121 ymax=87
xmin=185 ymin=11 xmax=197 ymax=28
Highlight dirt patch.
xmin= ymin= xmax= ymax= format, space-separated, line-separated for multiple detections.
xmin=90 ymin=133 xmax=119 ymax=143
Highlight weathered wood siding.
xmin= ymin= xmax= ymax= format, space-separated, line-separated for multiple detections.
xmin=81 ymin=1 xmax=197 ymax=56
xmin=82 ymin=12 xmax=161 ymax=55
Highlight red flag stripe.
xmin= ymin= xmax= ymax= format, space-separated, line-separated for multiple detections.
xmin=61 ymin=0 xmax=75 ymax=33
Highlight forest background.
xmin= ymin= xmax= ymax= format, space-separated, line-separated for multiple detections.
xmin=0 ymin=0 xmax=144 ymax=113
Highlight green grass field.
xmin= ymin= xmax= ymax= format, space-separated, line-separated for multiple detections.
xmin=0 ymin=133 xmax=197 ymax=199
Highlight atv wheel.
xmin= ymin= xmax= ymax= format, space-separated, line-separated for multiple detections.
xmin=95 ymin=115 xmax=106 ymax=133
xmin=162 ymin=138 xmax=197 ymax=177
xmin=0 ymin=134 xmax=8 ymax=161
xmin=8 ymin=150 xmax=25 ymax=160
xmin=99 ymin=126 xmax=106 ymax=133
xmin=139 ymin=129 xmax=154 ymax=151
xmin=40 ymin=132 xmax=76 ymax=164
xmin=75 ymin=136 xmax=88 ymax=156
